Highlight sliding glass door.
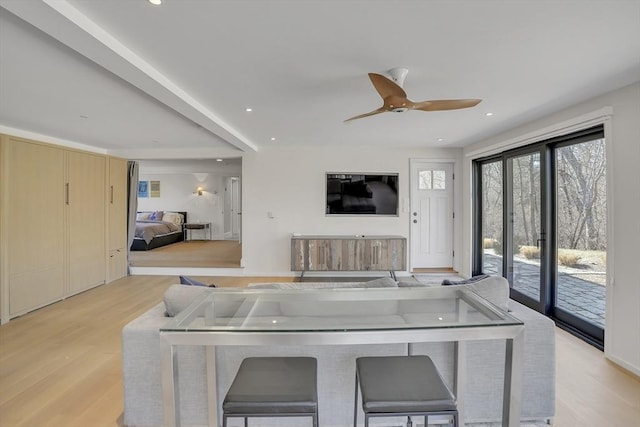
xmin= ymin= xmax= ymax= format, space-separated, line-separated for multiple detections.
xmin=506 ymin=148 xmax=546 ymax=310
xmin=553 ymin=137 xmax=607 ymax=341
xmin=474 ymin=126 xmax=606 ymax=347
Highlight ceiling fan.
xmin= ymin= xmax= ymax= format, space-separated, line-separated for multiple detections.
xmin=345 ymin=68 xmax=481 ymax=122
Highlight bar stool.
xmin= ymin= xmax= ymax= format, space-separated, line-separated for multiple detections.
xmin=354 ymin=355 xmax=458 ymax=427
xmin=223 ymin=357 xmax=318 ymax=427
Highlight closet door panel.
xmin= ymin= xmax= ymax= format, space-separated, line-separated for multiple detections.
xmin=107 ymin=157 xmax=128 ymax=281
xmin=67 ymin=151 xmax=106 ymax=293
xmin=6 ymin=140 xmax=65 ymax=315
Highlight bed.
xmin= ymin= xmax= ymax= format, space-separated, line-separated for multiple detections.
xmin=130 ymin=211 xmax=187 ymax=251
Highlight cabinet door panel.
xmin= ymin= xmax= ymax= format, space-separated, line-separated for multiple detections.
xmin=6 ymin=140 xmax=65 ymax=315
xmin=68 ymin=151 xmax=106 ymax=293
xmin=108 ymin=158 xmax=127 ymax=250
xmin=107 ymin=158 xmax=128 ymax=281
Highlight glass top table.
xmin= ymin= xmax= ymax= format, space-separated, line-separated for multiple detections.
xmin=160 ymin=286 xmax=524 ymax=427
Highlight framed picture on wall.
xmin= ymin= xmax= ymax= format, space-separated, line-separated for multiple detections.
xmin=150 ymin=180 xmax=160 ymax=197
xmin=138 ymin=180 xmax=149 ymax=198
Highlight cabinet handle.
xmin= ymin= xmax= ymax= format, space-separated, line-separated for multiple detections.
xmin=65 ymin=183 xmax=70 ymax=205
xmin=110 ymin=185 xmax=114 ymax=204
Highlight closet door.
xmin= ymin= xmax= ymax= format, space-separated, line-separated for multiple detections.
xmin=67 ymin=151 xmax=106 ymax=294
xmin=107 ymin=157 xmax=128 ymax=282
xmin=5 ymin=138 xmax=65 ymax=316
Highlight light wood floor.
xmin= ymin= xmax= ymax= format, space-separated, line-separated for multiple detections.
xmin=0 ymin=275 xmax=638 ymax=427
xmin=129 ymin=240 xmax=242 ymax=268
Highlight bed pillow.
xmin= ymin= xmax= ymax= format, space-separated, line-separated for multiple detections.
xmin=163 ymin=212 xmax=184 ymax=225
xmin=179 ymin=275 xmax=216 ymax=287
xmin=148 ymin=210 xmax=164 ymax=221
xmin=137 ymin=212 xmax=151 ymax=220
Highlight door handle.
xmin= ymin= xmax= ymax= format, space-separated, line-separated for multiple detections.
xmin=536 ymin=238 xmax=545 ymax=249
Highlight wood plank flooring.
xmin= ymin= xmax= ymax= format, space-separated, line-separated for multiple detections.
xmin=129 ymin=240 xmax=242 ymax=268
xmin=0 ymin=275 xmax=638 ymax=427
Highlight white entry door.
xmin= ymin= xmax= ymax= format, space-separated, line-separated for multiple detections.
xmin=410 ymin=161 xmax=454 ymax=269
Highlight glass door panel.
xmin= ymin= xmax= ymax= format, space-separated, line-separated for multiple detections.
xmin=507 ymin=151 xmax=543 ymax=304
xmin=480 ymin=161 xmax=503 ymax=276
xmin=474 ymin=125 xmax=606 ymax=346
xmin=555 ymin=138 xmax=606 ymax=336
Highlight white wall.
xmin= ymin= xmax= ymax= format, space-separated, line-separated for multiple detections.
xmin=137 ymin=159 xmax=241 ymax=239
xmin=240 ymin=145 xmax=462 ymax=276
xmin=460 ymin=82 xmax=640 ymax=375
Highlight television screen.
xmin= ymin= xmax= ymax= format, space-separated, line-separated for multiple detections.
xmin=326 ymin=173 xmax=399 ymax=216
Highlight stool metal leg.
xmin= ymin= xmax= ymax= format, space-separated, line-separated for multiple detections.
xmin=353 ymin=372 xmax=359 ymax=427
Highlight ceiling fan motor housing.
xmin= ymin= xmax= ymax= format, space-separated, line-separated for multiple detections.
xmin=388 ymin=67 xmax=409 ymax=87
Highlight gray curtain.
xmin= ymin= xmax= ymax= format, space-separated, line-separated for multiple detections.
xmin=126 ymin=161 xmax=139 ymax=273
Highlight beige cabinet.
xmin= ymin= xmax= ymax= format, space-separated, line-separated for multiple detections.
xmin=291 ymin=235 xmax=406 ymax=279
xmin=0 ymin=135 xmax=123 ymax=322
xmin=1 ymin=137 xmax=66 ymax=317
xmin=67 ymin=151 xmax=106 ymax=294
xmin=107 ymin=157 xmax=128 ymax=282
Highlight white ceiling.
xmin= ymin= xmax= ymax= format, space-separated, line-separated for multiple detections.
xmin=1 ymin=0 xmax=639 ymax=158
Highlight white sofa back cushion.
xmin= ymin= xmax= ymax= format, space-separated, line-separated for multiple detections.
xmin=451 ymin=276 xmax=510 ymax=311
xmin=164 ymin=284 xmax=212 ymax=317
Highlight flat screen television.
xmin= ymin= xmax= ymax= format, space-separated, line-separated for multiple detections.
xmin=326 ymin=173 xmax=399 ymax=216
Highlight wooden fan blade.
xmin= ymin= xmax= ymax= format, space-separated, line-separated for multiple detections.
xmin=368 ymin=73 xmax=407 ymax=99
xmin=344 ymin=107 xmax=387 ymax=122
xmin=413 ymin=99 xmax=482 ymax=111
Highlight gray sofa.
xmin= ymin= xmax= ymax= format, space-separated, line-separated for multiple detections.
xmin=122 ymin=277 xmax=555 ymax=427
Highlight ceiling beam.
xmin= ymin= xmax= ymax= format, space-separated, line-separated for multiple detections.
xmin=0 ymin=0 xmax=258 ymax=152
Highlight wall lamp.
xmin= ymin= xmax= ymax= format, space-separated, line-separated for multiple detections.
xmin=195 ymin=186 xmax=204 ymax=196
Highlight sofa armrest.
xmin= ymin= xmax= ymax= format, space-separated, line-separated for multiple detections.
xmin=122 ymin=302 xmax=211 ymax=427
xmin=508 ymin=299 xmax=556 ymax=418
xmin=122 ymin=303 xmax=168 ymax=426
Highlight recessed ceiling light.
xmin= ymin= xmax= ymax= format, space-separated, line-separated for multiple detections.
xmin=437 ymin=138 xmax=444 ymax=142
xmin=485 ymin=112 xmax=494 ymax=117
xmin=148 ymin=0 xmax=162 ymax=5
xmin=216 ymin=158 xmax=223 ymax=162
xmin=270 ymin=137 xmax=276 ymax=141
xmin=245 ymin=107 xmax=253 ymax=112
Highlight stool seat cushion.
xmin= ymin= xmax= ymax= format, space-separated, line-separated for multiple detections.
xmin=223 ymin=357 xmax=318 ymax=415
xmin=356 ymin=355 xmax=456 ymax=413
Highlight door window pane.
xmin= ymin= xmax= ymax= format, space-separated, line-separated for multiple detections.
xmin=481 ymin=161 xmax=503 ymax=275
xmin=556 ymin=139 xmax=607 ymax=328
xmin=433 ymin=170 xmax=446 ymax=190
xmin=418 ymin=171 xmax=431 ymax=190
xmin=509 ymin=152 xmax=542 ymax=302
xmin=419 ymin=170 xmax=447 ymax=190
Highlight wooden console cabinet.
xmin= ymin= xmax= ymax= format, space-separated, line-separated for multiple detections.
xmin=291 ymin=235 xmax=406 ymax=279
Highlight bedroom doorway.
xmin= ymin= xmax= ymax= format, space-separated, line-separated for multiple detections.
xmin=224 ymin=176 xmax=241 ymax=242
xmin=130 ymin=158 xmax=242 ymax=269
